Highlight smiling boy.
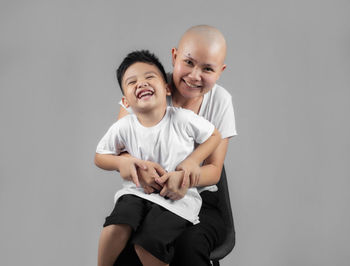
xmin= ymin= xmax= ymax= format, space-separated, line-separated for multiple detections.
xmin=95 ymin=50 xmax=221 ymax=266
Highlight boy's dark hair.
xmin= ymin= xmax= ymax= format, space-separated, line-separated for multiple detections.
xmin=117 ymin=50 xmax=167 ymax=93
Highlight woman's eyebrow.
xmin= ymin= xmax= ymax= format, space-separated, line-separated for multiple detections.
xmin=185 ymin=54 xmax=197 ymax=63
xmin=202 ymin=63 xmax=216 ymax=68
xmin=185 ymin=54 xmax=216 ymax=68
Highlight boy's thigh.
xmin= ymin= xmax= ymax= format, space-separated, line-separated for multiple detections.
xmin=132 ymin=203 xmax=190 ymax=263
xmin=103 ymin=194 xmax=148 ymax=231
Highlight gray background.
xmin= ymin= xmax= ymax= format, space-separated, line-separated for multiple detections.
xmin=1 ymin=1 xmax=349 ymax=265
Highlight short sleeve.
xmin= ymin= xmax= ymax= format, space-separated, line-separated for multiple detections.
xmin=215 ymin=95 xmax=237 ymax=138
xmin=185 ymin=110 xmax=215 ymax=144
xmin=96 ymin=122 xmax=125 ymax=155
xmin=204 ymin=85 xmax=237 ymax=139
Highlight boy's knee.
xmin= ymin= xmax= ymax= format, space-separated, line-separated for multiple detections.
xmin=105 ymin=224 xmax=132 ymax=241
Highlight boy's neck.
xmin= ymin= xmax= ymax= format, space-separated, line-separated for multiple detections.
xmin=134 ymin=106 xmax=167 ymax=127
xmin=171 ymin=90 xmax=203 ymax=115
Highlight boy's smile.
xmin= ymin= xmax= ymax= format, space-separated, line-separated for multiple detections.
xmin=136 ymin=87 xmax=154 ymax=100
xmin=122 ymin=62 xmax=170 ymax=114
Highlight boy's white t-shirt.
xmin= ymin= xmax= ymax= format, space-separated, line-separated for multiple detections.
xmin=120 ymin=83 xmax=237 ymax=193
xmin=96 ymin=106 xmax=215 ymax=224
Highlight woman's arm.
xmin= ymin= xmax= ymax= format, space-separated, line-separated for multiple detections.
xmin=155 ymin=137 xmax=229 ymax=200
xmin=175 ymin=128 xmax=221 ymax=187
xmin=117 ymin=105 xmax=129 ymax=120
xmin=198 ymin=137 xmax=229 ymax=186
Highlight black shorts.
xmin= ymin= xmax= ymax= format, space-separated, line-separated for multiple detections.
xmin=113 ymin=190 xmax=226 ymax=266
xmin=104 ymin=195 xmax=190 ymax=263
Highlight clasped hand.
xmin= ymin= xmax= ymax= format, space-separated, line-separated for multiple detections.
xmin=121 ymin=157 xmax=200 ymax=200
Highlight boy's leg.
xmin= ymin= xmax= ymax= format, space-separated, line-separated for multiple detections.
xmin=113 ymin=240 xmax=142 ymax=266
xmin=98 ymin=224 xmax=132 ymax=266
xmin=100 ymin=195 xmax=148 ymax=266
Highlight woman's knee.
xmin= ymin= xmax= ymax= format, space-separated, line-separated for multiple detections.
xmin=174 ymin=227 xmax=211 ymax=254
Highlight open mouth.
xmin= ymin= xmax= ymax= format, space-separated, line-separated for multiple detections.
xmin=136 ymin=89 xmax=154 ymax=99
xmin=183 ymin=79 xmax=202 ymax=89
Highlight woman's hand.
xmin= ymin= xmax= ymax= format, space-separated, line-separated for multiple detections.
xmin=137 ymin=161 xmax=167 ymax=194
xmin=156 ymin=171 xmax=190 ymax=200
xmin=175 ymin=158 xmax=201 ymax=188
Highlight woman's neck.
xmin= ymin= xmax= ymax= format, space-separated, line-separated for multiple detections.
xmin=171 ymin=90 xmax=203 ymax=115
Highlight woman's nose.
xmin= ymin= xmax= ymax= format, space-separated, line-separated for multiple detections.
xmin=188 ymin=67 xmax=201 ymax=81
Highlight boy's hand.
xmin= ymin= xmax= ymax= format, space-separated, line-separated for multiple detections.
xmin=118 ymin=157 xmax=148 ymax=188
xmin=176 ymin=158 xmax=201 ymax=188
xmin=156 ymin=171 xmax=189 ymax=200
xmin=137 ymin=161 xmax=166 ymax=193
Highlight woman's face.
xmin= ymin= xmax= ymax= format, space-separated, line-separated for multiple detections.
xmin=171 ymin=40 xmax=226 ymax=99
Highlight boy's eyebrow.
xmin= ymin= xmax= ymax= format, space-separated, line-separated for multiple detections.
xmin=124 ymin=75 xmax=136 ymax=85
xmin=144 ymin=70 xmax=159 ymax=76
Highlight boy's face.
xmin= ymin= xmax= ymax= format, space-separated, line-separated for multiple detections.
xmin=121 ymin=62 xmax=170 ymax=113
xmin=171 ymin=37 xmax=226 ymax=99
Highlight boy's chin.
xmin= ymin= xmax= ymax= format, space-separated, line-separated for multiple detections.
xmin=133 ymin=104 xmax=157 ymax=113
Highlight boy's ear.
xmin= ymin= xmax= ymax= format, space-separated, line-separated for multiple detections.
xmin=121 ymin=96 xmax=130 ymax=108
xmin=165 ymin=84 xmax=172 ymax=96
xmin=171 ymin=48 xmax=177 ymax=66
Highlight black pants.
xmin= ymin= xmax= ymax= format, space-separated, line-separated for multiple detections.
xmin=114 ymin=191 xmax=226 ymax=266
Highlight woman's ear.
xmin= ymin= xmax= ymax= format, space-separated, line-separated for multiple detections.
xmin=171 ymin=48 xmax=177 ymax=67
xmin=121 ymin=96 xmax=130 ymax=108
xmin=221 ymin=64 xmax=227 ymax=72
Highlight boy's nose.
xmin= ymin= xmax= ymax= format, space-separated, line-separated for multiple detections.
xmin=137 ymin=81 xmax=149 ymax=88
xmin=188 ymin=67 xmax=201 ymax=81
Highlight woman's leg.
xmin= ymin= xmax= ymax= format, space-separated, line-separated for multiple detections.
xmin=170 ymin=191 xmax=226 ymax=266
xmin=134 ymin=244 xmax=169 ymax=266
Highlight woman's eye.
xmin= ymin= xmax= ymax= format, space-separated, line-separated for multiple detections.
xmin=204 ymin=67 xmax=214 ymax=72
xmin=184 ymin=60 xmax=193 ymax=66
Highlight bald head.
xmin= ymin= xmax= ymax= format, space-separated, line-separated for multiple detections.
xmin=178 ymin=25 xmax=227 ymax=63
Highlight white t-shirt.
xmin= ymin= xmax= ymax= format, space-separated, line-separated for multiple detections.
xmin=96 ymin=106 xmax=215 ymax=224
xmin=120 ymin=83 xmax=237 ymax=193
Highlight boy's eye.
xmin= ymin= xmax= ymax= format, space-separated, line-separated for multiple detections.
xmin=127 ymin=80 xmax=136 ymax=85
xmin=145 ymin=75 xmax=155 ymax=79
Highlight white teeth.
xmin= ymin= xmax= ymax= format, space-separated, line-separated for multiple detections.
xmin=137 ymin=89 xmax=154 ymax=99
xmin=184 ymin=80 xmax=201 ymax=88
